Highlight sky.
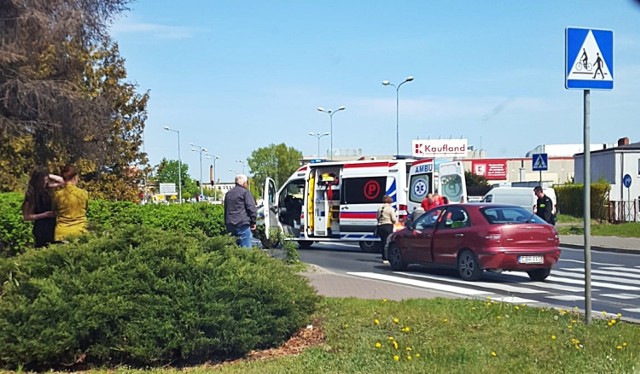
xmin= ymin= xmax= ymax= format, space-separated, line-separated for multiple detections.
xmin=110 ymin=0 xmax=640 ymax=183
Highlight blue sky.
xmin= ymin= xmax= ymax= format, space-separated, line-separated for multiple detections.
xmin=111 ymin=1 xmax=640 ymax=183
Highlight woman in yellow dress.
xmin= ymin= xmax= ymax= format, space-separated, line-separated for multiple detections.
xmin=53 ymin=165 xmax=89 ymax=242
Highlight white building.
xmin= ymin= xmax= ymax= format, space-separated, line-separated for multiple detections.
xmin=574 ymin=137 xmax=640 ymax=222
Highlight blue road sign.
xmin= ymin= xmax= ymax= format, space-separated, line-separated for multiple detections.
xmin=565 ymin=27 xmax=614 ymax=90
xmin=623 ymin=174 xmax=632 ymax=189
xmin=532 ymin=153 xmax=548 ymax=171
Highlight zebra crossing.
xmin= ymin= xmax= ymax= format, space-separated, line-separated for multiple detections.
xmin=347 ymin=262 xmax=640 ymax=320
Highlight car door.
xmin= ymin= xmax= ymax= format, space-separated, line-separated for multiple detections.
xmin=431 ymin=206 xmax=472 ymax=265
xmin=262 ymin=177 xmax=279 ymax=240
xmin=399 ymin=207 xmax=445 ymax=263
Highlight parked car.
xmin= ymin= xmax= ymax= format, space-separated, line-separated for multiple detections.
xmin=386 ymin=203 xmax=560 ymax=281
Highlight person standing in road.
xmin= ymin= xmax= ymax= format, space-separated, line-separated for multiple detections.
xmin=53 ymin=165 xmax=89 ymax=242
xmin=376 ymin=195 xmax=398 ymax=264
xmin=224 ymin=174 xmax=257 ymax=248
xmin=421 ymin=193 xmax=436 ymax=211
xmin=533 ymin=186 xmax=555 ymax=225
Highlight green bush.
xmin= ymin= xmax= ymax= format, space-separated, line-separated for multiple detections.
xmin=555 ymin=181 xmax=610 ymax=221
xmin=0 ymin=193 xmax=226 ymax=257
xmin=0 ymin=226 xmax=318 ymax=370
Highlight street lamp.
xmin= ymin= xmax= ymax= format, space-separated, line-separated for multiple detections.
xmin=382 ymin=75 xmax=414 ymax=156
xmin=190 ymin=143 xmax=208 ymax=199
xmin=236 ymin=160 xmax=246 ymax=174
xmin=163 ymin=126 xmax=182 ymax=203
xmin=308 ymin=131 xmax=330 ymax=157
xmin=317 ymin=106 xmax=346 ymax=160
xmin=205 ymin=154 xmax=220 ymax=200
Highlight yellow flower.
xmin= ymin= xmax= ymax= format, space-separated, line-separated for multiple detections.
xmin=374 ymin=319 xmax=380 ymax=325
xmin=497 ymin=316 xmax=502 ymax=320
xmin=571 ymin=319 xmax=577 ymax=324
xmin=623 ymin=342 xmax=628 ymax=347
xmin=393 ymin=341 xmax=399 ymax=350
xmin=515 ymin=306 xmax=520 ymax=311
xmin=616 ymin=345 xmax=623 ymax=350
xmin=406 ymin=347 xmax=413 ymax=351
xmin=617 ymin=313 xmax=622 ymax=318
xmin=602 ymin=310 xmax=607 ymax=316
xmin=551 ymin=335 xmax=557 ymax=340
xmin=491 ymin=351 xmax=497 ymax=357
xmin=383 ymin=299 xmax=388 ymax=303
xmin=407 ymin=356 xmax=412 ymax=361
xmin=388 ymin=336 xmax=394 ymax=341
xmin=415 ymin=353 xmax=421 ymax=358
xmin=402 ymin=326 xmax=411 ymax=332
xmin=443 ymin=318 xmax=448 ymax=323
xmin=393 ymin=355 xmax=400 ymax=361
xmin=375 ymin=342 xmax=382 ymax=349
xmin=611 ymin=319 xmax=617 ymax=325
xmin=393 ymin=317 xmax=400 ymax=324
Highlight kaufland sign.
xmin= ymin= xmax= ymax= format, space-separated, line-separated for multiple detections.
xmin=412 ymin=139 xmax=468 ymax=158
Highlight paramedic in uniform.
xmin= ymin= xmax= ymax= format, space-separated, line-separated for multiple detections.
xmin=533 ymin=186 xmax=555 ymax=225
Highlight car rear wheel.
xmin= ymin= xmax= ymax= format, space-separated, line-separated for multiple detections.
xmin=359 ymin=240 xmax=382 ymax=253
xmin=527 ymin=268 xmax=552 ymax=281
xmin=457 ymin=250 xmax=483 ymax=281
xmin=388 ymin=243 xmax=406 ymax=271
xmin=297 ymin=240 xmax=314 ymax=249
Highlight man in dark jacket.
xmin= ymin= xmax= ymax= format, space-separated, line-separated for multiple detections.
xmin=224 ymin=174 xmax=257 ymax=247
xmin=534 ymin=186 xmax=555 ymax=225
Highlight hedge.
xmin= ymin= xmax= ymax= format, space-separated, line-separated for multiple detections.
xmin=555 ymin=182 xmax=611 ymax=221
xmin=0 ymin=226 xmax=319 ymax=370
xmin=0 ymin=192 xmax=226 ymax=257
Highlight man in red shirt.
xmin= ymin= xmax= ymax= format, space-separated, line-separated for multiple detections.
xmin=421 ymin=193 xmax=436 ymax=211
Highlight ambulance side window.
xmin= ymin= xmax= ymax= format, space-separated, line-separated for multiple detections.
xmin=341 ymin=177 xmax=386 ymax=204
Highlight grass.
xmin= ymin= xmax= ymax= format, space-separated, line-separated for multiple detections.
xmin=85 ymin=297 xmax=640 ymax=373
xmin=557 ymin=220 xmax=640 ymax=238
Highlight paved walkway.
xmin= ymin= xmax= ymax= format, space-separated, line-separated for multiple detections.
xmin=301 ymin=235 xmax=640 ymax=300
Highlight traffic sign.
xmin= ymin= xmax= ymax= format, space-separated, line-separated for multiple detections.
xmin=623 ymin=174 xmax=632 ymax=188
xmin=532 ymin=153 xmax=548 ymax=171
xmin=565 ymin=27 xmax=614 ymax=90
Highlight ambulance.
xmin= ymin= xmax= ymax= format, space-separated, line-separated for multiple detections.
xmin=262 ymin=157 xmax=467 ymax=252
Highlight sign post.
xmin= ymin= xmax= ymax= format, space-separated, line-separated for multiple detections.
xmin=566 ymin=27 xmax=614 ymax=324
xmin=623 ymin=174 xmax=632 ymax=221
xmin=532 ymin=153 xmax=548 ymax=185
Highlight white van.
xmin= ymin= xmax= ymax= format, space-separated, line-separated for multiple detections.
xmin=262 ymin=158 xmax=467 ymax=252
xmin=481 ymin=186 xmax=556 ymax=211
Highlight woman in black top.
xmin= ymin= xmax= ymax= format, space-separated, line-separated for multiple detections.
xmin=21 ymin=168 xmax=64 ymax=247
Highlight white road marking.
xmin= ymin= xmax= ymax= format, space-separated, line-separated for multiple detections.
xmin=395 ymin=272 xmax=548 ymax=294
xmin=602 ymin=266 xmax=640 ymax=274
xmin=546 ymin=275 xmax=640 ymax=291
xmin=600 ymin=293 xmax=640 ymax=300
xmin=347 ymin=272 xmax=490 ymax=296
xmin=552 ymin=270 xmax=640 ymax=286
xmin=546 ymin=295 xmax=589 ymax=301
xmin=491 ymin=296 xmax=539 ymax=304
xmin=623 ymin=307 xmax=640 ymax=313
xmin=562 ymin=267 xmax=640 ymax=279
xmin=558 ymin=258 xmax=623 ymax=267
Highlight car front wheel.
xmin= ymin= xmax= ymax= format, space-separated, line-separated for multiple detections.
xmin=457 ymin=250 xmax=483 ymax=281
xmin=388 ymin=243 xmax=406 ymax=271
xmin=527 ymin=268 xmax=552 ymax=281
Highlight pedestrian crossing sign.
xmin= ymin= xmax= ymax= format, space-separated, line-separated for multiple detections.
xmin=565 ymin=27 xmax=614 ymax=90
xmin=532 ymin=153 xmax=548 ymax=171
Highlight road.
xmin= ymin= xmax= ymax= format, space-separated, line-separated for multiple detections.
xmin=299 ymin=242 xmax=640 ymax=322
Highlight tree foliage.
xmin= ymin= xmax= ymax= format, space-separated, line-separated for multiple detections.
xmin=0 ymin=0 xmax=149 ymax=201
xmin=247 ymin=144 xmax=303 ymax=193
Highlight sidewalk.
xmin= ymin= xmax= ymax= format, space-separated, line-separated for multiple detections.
xmin=301 ymin=236 xmax=640 ymax=300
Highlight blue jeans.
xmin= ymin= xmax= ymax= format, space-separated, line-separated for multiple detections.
xmin=228 ymin=224 xmax=253 ymax=248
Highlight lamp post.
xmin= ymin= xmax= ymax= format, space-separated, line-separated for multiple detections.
xmin=317 ymin=106 xmax=345 ymax=160
xmin=163 ymin=126 xmax=182 ymax=203
xmin=190 ymin=143 xmax=208 ymax=199
xmin=206 ymin=154 xmax=220 ymax=201
xmin=382 ymin=75 xmax=414 ymax=156
xmin=308 ymin=132 xmax=330 ymax=157
xmin=235 ymin=160 xmax=246 ymax=175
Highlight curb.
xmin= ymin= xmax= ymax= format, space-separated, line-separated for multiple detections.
xmin=560 ymin=243 xmax=640 ymax=255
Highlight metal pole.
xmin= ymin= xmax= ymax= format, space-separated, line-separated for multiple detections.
xmin=317 ymin=135 xmax=321 ymax=157
xmin=213 ymin=157 xmax=217 ymax=201
xmin=539 ymin=170 xmax=542 ymax=185
xmin=199 ymin=149 xmax=203 ymax=199
xmin=177 ymin=131 xmax=182 ymax=204
xmin=583 ymin=89 xmax=592 ymax=324
xmin=330 ymin=113 xmax=334 ymax=160
xmin=395 ymin=87 xmax=400 ymax=156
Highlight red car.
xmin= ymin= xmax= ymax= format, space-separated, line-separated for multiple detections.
xmin=387 ymin=203 xmax=560 ymax=281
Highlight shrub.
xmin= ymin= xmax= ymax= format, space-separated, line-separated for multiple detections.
xmin=0 ymin=226 xmax=319 ymax=370
xmin=0 ymin=194 xmax=227 ymax=257
xmin=555 ymin=181 xmax=610 ymax=221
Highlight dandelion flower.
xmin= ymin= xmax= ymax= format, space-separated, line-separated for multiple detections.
xmin=415 ymin=353 xmax=421 ymax=358
xmin=383 ymin=299 xmax=388 ymax=303
xmin=491 ymin=351 xmax=497 ymax=357
xmin=402 ymin=326 xmax=411 ymax=332
xmin=623 ymin=342 xmax=627 ymax=347
xmin=443 ymin=318 xmax=448 ymax=323
xmin=602 ymin=310 xmax=607 ymax=316
xmin=375 ymin=342 xmax=382 ymax=349
xmin=374 ymin=319 xmax=380 ymax=325
xmin=393 ymin=317 xmax=400 ymax=324
xmin=407 ymin=356 xmax=412 ymax=361
xmin=388 ymin=336 xmax=394 ymax=341
xmin=616 ymin=345 xmax=623 ymax=350
xmin=393 ymin=341 xmax=399 ymax=350
xmin=571 ymin=319 xmax=577 ymax=324
xmin=551 ymin=335 xmax=557 ymax=340
xmin=406 ymin=347 xmax=413 ymax=351
xmin=515 ymin=306 xmax=520 ymax=311
xmin=617 ymin=313 xmax=622 ymax=318
xmin=393 ymin=355 xmax=400 ymax=361
xmin=611 ymin=319 xmax=617 ymax=325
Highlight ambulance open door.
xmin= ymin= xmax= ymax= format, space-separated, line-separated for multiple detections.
xmin=262 ymin=177 xmax=278 ymax=240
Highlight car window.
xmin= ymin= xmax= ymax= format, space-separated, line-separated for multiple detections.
xmin=439 ymin=207 xmax=470 ymax=229
xmin=413 ymin=207 xmax=444 ymax=230
xmin=481 ymin=206 xmax=546 ymax=224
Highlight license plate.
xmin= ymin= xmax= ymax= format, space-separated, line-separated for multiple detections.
xmin=518 ymin=256 xmax=544 ymax=264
